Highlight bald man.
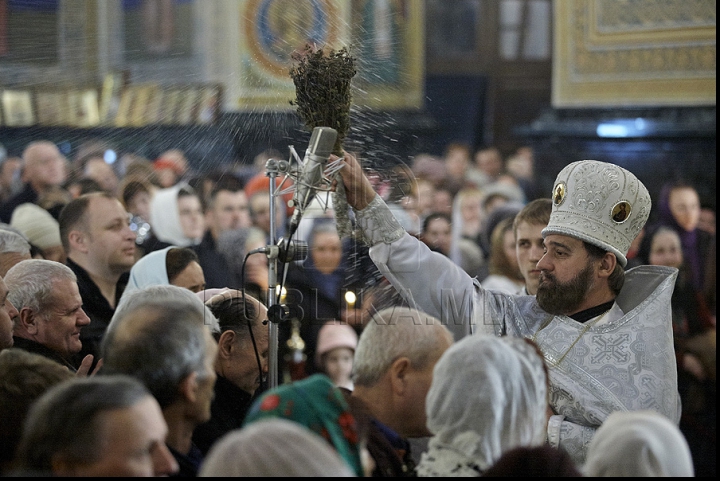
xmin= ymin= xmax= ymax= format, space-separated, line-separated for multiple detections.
xmin=0 ymin=141 xmax=68 ymax=223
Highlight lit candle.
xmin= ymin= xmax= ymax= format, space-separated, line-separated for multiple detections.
xmin=345 ymin=290 xmax=356 ymax=310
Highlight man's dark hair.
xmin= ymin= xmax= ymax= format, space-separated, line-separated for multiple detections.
xmin=584 ymin=242 xmax=625 ymax=295
xmin=422 ymin=212 xmax=452 ymax=234
xmin=207 ymin=295 xmax=259 ymax=344
xmin=166 ymin=247 xmax=200 ymax=284
xmin=207 ymin=176 xmax=245 ymax=211
xmin=58 ymin=191 xmax=117 ymax=252
xmin=14 ymin=375 xmax=151 ymax=474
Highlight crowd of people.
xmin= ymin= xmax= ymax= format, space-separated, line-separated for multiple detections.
xmin=0 ymin=137 xmax=714 ymax=477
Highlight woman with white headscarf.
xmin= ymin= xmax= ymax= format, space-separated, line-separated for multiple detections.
xmin=449 ymin=188 xmax=486 ymax=278
xmin=583 ymin=410 xmax=694 ymax=477
xmin=143 ymin=182 xmax=205 ymax=253
xmin=121 ymin=245 xmax=206 ymax=303
xmin=417 ymin=335 xmax=550 ymax=476
xmin=199 ymin=418 xmax=355 ymax=477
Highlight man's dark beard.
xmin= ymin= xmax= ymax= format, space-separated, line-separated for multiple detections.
xmin=536 ymin=262 xmax=594 ymax=315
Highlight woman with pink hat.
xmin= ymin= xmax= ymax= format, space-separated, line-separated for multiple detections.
xmin=315 ymin=322 xmax=358 ymax=391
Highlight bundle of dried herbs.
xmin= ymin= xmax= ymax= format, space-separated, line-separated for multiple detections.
xmin=290 ymin=45 xmax=357 ymax=155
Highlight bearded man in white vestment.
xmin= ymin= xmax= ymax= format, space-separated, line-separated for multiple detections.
xmin=334 ymin=154 xmax=680 ymax=467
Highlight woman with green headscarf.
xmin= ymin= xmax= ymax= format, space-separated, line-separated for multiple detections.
xmin=243 ymin=374 xmax=365 ymax=476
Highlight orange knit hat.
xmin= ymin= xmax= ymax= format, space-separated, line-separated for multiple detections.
xmin=244 ymin=174 xmax=295 ymax=217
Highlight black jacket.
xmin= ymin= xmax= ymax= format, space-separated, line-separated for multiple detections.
xmin=0 ymin=183 xmax=38 ymax=223
xmin=191 ymin=375 xmax=255 ymax=456
xmin=340 ymin=388 xmax=416 ymax=477
xmin=192 ymin=230 xmax=235 ymax=289
xmin=66 ymin=257 xmax=128 ymax=366
xmin=282 ymin=259 xmax=344 ymax=376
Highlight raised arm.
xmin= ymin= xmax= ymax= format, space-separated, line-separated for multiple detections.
xmin=336 ymin=152 xmax=475 ymax=339
xmin=334 ymin=152 xmax=376 ymax=211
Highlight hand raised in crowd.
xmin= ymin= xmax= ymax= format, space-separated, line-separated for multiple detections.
xmin=76 ymin=354 xmax=103 ymax=377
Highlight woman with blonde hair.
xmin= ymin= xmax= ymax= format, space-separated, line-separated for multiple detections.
xmin=480 ymin=217 xmax=525 ymax=294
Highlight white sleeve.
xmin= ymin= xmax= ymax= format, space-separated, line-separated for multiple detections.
xmin=355 ymin=195 xmax=476 ymax=339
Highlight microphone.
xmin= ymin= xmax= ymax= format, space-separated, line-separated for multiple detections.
xmin=288 ymin=126 xmax=338 ymax=236
xmin=247 ymin=238 xmax=309 ymax=263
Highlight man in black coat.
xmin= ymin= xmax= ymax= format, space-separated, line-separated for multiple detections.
xmin=193 ymin=176 xmax=251 ymax=289
xmin=59 ymin=192 xmax=136 ymax=368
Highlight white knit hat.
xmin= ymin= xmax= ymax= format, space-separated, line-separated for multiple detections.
xmin=10 ymin=203 xmax=62 ymax=250
xmin=542 ymin=160 xmax=650 ymax=267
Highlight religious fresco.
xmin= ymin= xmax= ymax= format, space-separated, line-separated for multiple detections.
xmin=233 ymin=0 xmax=348 ymax=109
xmin=229 ymin=0 xmax=423 ymax=110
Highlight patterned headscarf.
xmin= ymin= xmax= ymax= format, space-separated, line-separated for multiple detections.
xmin=243 ymin=374 xmax=363 ymax=476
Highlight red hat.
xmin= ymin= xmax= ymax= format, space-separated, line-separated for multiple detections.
xmin=244 ymin=174 xmax=295 ymax=217
xmin=153 ymin=157 xmax=185 ymax=175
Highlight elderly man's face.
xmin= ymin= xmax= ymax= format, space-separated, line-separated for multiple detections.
xmin=23 ymin=143 xmax=67 ymax=189
xmin=0 ymin=277 xmax=19 ymax=350
xmin=34 ymin=279 xmax=91 ymax=359
xmin=226 ymin=300 xmax=269 ymax=395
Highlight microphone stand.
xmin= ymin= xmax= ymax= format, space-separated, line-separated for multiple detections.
xmin=263 ymin=157 xmax=285 ymax=389
xmin=259 ymin=153 xmax=313 ymax=388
